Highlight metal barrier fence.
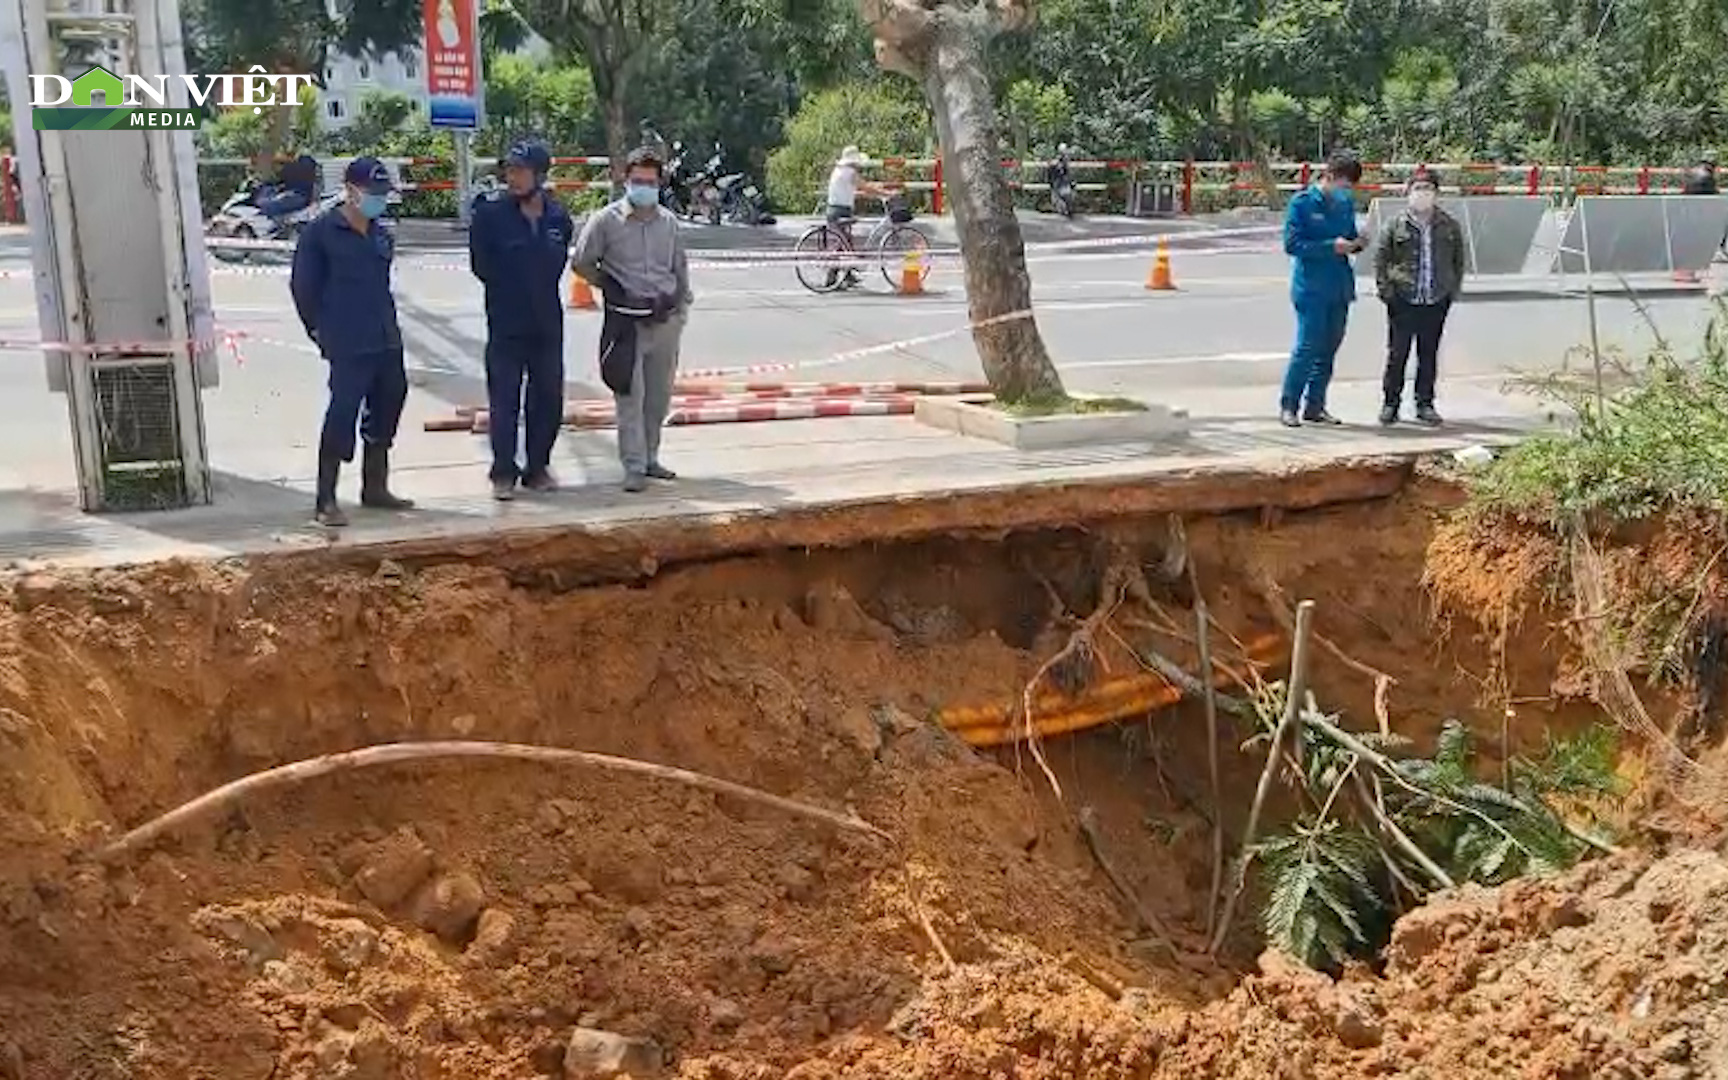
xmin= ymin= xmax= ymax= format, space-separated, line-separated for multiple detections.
xmin=0 ymin=152 xmax=1708 ymax=226
xmin=1556 ymin=195 xmax=1728 ymax=275
xmin=1361 ymin=195 xmax=1552 ymax=277
xmin=1360 ymin=193 xmax=1728 ymax=283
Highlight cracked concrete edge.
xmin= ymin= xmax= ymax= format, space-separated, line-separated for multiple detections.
xmin=218 ymin=452 xmax=1423 ymax=585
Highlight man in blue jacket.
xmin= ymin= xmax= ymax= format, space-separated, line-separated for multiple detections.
xmin=469 ymin=140 xmax=575 ymax=500
xmin=290 ymin=156 xmax=415 ymax=527
xmin=1280 ymin=152 xmax=1364 ymax=427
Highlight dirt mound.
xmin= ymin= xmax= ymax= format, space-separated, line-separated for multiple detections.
xmin=1162 ymin=848 xmax=1728 ymax=1079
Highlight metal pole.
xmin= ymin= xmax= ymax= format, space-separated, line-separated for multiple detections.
xmin=453 ymin=129 xmax=473 ymax=228
xmin=1577 ymin=196 xmax=1606 ymax=419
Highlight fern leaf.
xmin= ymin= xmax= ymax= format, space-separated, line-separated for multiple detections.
xmin=1311 ymin=874 xmax=1369 ymax=946
xmin=1264 ymin=857 xmax=1319 ymax=947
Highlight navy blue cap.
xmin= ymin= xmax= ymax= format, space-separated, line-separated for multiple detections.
xmin=344 ymin=156 xmax=395 ymax=194
xmin=504 ymin=141 xmax=551 ymax=173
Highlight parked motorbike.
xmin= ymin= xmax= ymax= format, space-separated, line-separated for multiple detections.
xmin=716 ymin=168 xmax=774 ymax=226
xmin=1047 ymin=144 xmax=1075 ymax=218
xmin=207 ymin=178 xmax=341 ymax=259
xmin=689 ymin=145 xmax=726 ymax=224
xmin=660 ymin=141 xmax=694 ymax=217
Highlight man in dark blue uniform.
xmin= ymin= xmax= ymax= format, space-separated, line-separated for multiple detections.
xmin=469 ymin=140 xmax=575 ymax=500
xmin=290 ymin=156 xmax=415 ymax=526
xmin=1280 ymin=152 xmax=1364 ymax=427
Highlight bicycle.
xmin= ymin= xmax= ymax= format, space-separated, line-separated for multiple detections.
xmin=792 ymin=195 xmax=933 ymax=294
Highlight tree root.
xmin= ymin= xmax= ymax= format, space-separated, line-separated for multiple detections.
xmin=900 ymin=864 xmax=957 ymax=972
xmin=97 ymin=740 xmax=893 ymax=862
xmin=1018 ymin=557 xmax=1131 ymax=801
xmin=1078 ymin=806 xmax=1175 ymax=955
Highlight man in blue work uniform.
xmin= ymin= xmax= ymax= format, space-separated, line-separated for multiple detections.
xmin=469 ymin=140 xmax=575 ymax=500
xmin=1280 ymin=152 xmax=1364 ymax=427
xmin=290 ymin=156 xmax=415 ymax=526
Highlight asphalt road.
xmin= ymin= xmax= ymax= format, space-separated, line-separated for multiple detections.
xmin=0 ymin=220 xmax=1717 ymax=491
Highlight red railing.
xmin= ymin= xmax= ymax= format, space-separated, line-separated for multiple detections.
xmin=187 ymin=154 xmax=1708 ymax=217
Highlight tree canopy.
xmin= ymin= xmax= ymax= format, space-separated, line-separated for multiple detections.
xmin=194 ymin=0 xmax=1728 ymax=176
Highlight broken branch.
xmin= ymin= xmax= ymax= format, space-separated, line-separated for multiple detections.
xmin=1210 ymin=599 xmax=1317 ymax=956
xmin=1195 ymin=598 xmax=1226 ymax=942
xmin=1079 ymin=806 xmax=1175 ymax=954
xmin=1255 ymin=572 xmax=1400 ymax=724
xmin=1349 ymin=770 xmax=1455 ymax=890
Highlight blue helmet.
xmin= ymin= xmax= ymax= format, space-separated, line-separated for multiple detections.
xmin=504 ymin=140 xmax=551 ymax=177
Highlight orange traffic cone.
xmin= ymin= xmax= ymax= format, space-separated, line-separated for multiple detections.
xmin=1146 ymin=238 xmax=1176 ymax=291
xmin=898 ymin=248 xmax=925 ymax=295
xmin=568 ymin=273 xmax=597 ymax=310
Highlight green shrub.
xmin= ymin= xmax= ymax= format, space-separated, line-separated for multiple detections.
xmin=766 ymin=80 xmax=933 ymax=213
xmin=1466 ymin=305 xmax=1728 ymax=524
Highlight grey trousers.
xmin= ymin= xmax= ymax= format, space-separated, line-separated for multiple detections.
xmin=614 ymin=313 xmax=685 ymax=475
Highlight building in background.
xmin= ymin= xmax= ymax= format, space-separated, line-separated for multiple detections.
xmin=316 ymin=48 xmax=427 ymax=133
xmin=315 ymin=31 xmax=551 ymax=135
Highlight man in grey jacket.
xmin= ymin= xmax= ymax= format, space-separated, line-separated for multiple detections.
xmin=1374 ymin=167 xmax=1465 ymax=427
xmin=572 ymin=146 xmax=693 ymax=492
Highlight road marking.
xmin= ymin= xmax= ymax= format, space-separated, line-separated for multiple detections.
xmin=1063 ymin=351 xmax=1290 ymax=369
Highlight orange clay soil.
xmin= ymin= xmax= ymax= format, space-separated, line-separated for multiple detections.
xmin=0 ymin=478 xmax=1724 ymax=1079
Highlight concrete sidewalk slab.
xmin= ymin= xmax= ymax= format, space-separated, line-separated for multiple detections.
xmin=0 ymin=385 xmax=1545 ymax=572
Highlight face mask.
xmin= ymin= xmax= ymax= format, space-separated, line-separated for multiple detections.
xmin=626 ymin=182 xmax=659 ymax=208
xmin=356 ymin=192 xmax=389 ymax=219
xmin=1409 ymin=189 xmax=1437 ymax=213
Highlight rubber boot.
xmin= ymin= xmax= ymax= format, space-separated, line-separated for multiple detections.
xmin=314 ymin=451 xmax=347 ymax=527
xmin=359 ymin=443 xmax=415 ymax=510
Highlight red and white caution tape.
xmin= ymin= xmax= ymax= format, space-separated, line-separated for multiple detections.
xmin=669 ymin=379 xmax=989 ymax=398
xmin=674 ymin=308 xmax=1032 ymax=380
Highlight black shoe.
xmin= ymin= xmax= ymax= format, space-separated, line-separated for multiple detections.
xmin=523 ymin=470 xmax=560 ymax=493
xmin=314 ymin=451 xmax=346 ymax=526
xmin=1415 ymin=406 xmax=1443 ymax=427
xmin=1378 ymin=406 xmax=1399 ymax=426
xmin=491 ymin=478 xmax=516 ymax=501
xmin=645 ymin=463 xmax=677 ymax=481
xmin=1279 ymin=410 xmax=1302 ymax=428
xmin=1302 ymin=410 xmax=1344 ymax=426
xmin=622 ymin=473 xmax=648 ymax=493
xmin=359 ymin=444 xmax=415 ymax=510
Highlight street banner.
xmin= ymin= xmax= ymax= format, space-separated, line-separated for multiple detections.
xmin=424 ymin=0 xmax=482 ymax=129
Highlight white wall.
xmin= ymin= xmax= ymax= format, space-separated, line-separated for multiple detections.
xmin=316 ymin=48 xmax=428 ymax=133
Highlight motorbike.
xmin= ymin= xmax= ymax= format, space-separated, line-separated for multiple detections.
xmin=660 ymin=141 xmax=694 ymax=217
xmin=716 ymin=168 xmax=774 ymax=226
xmin=207 ymin=178 xmax=341 ymax=259
xmin=689 ymin=146 xmax=726 ymax=224
xmin=1047 ymin=151 xmax=1075 ymax=218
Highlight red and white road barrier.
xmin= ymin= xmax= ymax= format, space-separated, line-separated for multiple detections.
xmin=670 ymin=379 xmax=989 ymax=398
xmin=443 ymin=380 xmax=991 ymax=433
xmin=501 ymin=396 xmax=924 ymax=431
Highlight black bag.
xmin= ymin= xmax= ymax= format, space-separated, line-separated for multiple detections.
xmin=886 ymin=194 xmax=913 ymax=224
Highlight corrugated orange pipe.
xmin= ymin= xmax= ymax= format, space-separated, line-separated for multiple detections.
xmin=939 ymin=632 xmax=1279 ymax=748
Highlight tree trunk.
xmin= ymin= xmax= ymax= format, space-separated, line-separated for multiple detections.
xmin=601 ymin=89 xmax=629 ymax=185
xmin=917 ymin=15 xmax=1063 ymax=403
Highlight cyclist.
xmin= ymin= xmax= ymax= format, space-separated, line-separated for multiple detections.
xmin=825 ymin=146 xmax=887 ymax=287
